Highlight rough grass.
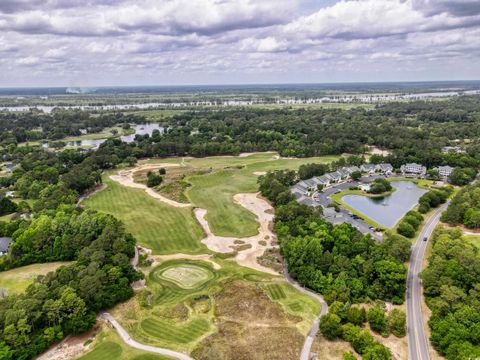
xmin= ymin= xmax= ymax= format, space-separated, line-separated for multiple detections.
xmin=0 ymin=262 xmax=69 ymax=295
xmin=84 ymin=177 xmax=206 ymax=254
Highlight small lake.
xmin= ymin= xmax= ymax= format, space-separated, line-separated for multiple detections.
xmin=341 ymin=181 xmax=428 ymax=228
xmin=64 ymin=123 xmax=164 ymax=148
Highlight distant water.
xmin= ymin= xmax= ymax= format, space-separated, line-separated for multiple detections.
xmin=1 ymin=80 xmax=480 ymax=96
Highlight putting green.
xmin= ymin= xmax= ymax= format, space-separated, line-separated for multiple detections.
xmin=156 ymin=264 xmax=214 ymax=289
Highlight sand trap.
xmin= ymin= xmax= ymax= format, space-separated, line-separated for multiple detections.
xmin=151 ymin=253 xmax=221 ymax=270
xmin=110 ymin=165 xmax=191 ymax=208
xmin=194 ymin=193 xmax=278 ymax=275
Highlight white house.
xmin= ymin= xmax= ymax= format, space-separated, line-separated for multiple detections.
xmin=0 ymin=237 xmax=12 ymax=256
xmin=400 ymin=163 xmax=427 ymax=178
xmin=436 ymin=165 xmax=454 ymax=180
xmin=442 ymin=146 xmax=465 ymax=154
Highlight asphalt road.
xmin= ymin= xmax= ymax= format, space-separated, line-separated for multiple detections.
xmin=101 ymin=312 xmax=194 ymax=360
xmin=306 ymin=175 xmax=383 ymax=241
xmin=284 ymin=268 xmax=328 ymax=360
xmin=406 ymin=202 xmax=449 ymax=360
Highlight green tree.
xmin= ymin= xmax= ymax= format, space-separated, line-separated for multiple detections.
xmin=388 ymin=309 xmax=406 ymax=337
xmin=367 ymin=307 xmax=388 ymax=336
xmin=320 ymin=313 xmax=343 ymax=340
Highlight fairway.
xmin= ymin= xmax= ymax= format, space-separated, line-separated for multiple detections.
xmin=79 ymin=326 xmax=173 ymax=360
xmin=182 ymin=153 xmax=339 ymax=237
xmin=140 ymin=317 xmax=211 ymax=344
xmin=84 ymin=177 xmax=206 ymax=254
xmin=0 ymin=262 xmax=69 ymax=295
xmin=157 ymin=264 xmax=213 ymax=289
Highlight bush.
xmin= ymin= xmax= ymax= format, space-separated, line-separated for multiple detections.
xmin=368 ymin=178 xmax=392 ymax=194
xmin=0 ymin=197 xmax=17 ymax=216
xmin=146 ymin=172 xmax=163 ymax=187
xmin=342 ymin=324 xmax=376 ymax=354
xmin=388 ymin=309 xmax=406 ymax=337
xmin=367 ymin=307 xmax=388 ymax=336
xmin=397 ymin=221 xmax=416 ymax=238
xmin=363 ymin=344 xmax=392 ymax=360
xmin=346 ymin=307 xmax=367 ymax=326
xmin=158 ymin=167 xmax=166 ymax=175
xmin=320 ymin=313 xmax=343 ymax=340
xmin=343 ymin=352 xmax=357 ymax=360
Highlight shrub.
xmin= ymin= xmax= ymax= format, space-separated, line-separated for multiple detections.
xmin=397 ymin=221 xmax=415 ymax=238
xmin=158 ymin=167 xmax=166 ymax=175
xmin=367 ymin=307 xmax=388 ymax=336
xmin=146 ymin=172 xmax=163 ymax=187
xmin=388 ymin=309 xmax=406 ymax=337
xmin=320 ymin=313 xmax=343 ymax=340
xmin=346 ymin=307 xmax=367 ymax=326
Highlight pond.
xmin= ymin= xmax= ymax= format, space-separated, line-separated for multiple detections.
xmin=341 ymin=181 xmax=428 ymax=228
xmin=65 ymin=123 xmax=164 ymax=148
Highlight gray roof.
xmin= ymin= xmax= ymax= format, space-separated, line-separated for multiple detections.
xmin=0 ymin=237 xmax=12 ymax=252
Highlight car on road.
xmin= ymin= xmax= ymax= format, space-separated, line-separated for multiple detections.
xmin=423 ymin=236 xmax=428 ymax=241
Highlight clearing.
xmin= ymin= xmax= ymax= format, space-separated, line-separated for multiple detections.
xmin=0 ymin=262 xmax=69 ymax=295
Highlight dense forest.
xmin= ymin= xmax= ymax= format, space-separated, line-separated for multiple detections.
xmin=422 ymin=227 xmax=480 ymax=359
xmin=442 ymin=181 xmax=480 ymax=228
xmin=1 ymin=96 xmax=480 ymax=170
xmin=258 ymin=170 xmax=410 ymax=304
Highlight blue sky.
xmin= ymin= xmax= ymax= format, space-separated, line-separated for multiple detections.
xmin=0 ymin=0 xmax=479 ymax=87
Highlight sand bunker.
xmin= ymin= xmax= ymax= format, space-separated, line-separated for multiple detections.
xmin=110 ymin=164 xmax=191 ymax=208
xmin=194 ymin=193 xmax=278 ymax=275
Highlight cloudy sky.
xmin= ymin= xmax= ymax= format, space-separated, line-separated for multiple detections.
xmin=0 ymin=0 xmax=479 ymax=87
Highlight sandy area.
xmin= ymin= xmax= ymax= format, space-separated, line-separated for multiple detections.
xmin=150 ymin=253 xmax=221 ymax=270
xmin=36 ymin=328 xmax=97 ymax=360
xmin=368 ymin=146 xmax=392 ymax=156
xmin=253 ymin=171 xmax=267 ymax=176
xmin=194 ymin=193 xmax=278 ymax=275
xmin=110 ymin=164 xmax=191 ymax=208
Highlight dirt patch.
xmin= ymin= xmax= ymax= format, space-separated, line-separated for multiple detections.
xmin=192 ymin=280 xmax=304 ymax=360
xmin=194 ymin=193 xmax=279 ymax=275
xmin=214 ymin=280 xmax=301 ymax=325
xmin=311 ymin=336 xmax=358 ymax=360
xmin=37 ymin=325 xmax=98 ymax=360
xmin=257 ymin=248 xmax=284 ymax=273
xmin=253 ymin=171 xmax=267 ymax=176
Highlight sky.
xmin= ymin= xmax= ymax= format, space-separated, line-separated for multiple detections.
xmin=0 ymin=0 xmax=480 ymax=87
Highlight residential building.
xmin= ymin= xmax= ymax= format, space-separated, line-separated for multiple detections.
xmin=400 ymin=163 xmax=427 ymax=177
xmin=376 ymin=163 xmax=393 ymax=174
xmin=436 ymin=165 xmax=454 ymax=179
xmin=0 ymin=237 xmax=12 ymax=256
xmin=338 ymin=168 xmax=351 ymax=178
xmin=326 ymin=171 xmax=342 ymax=183
xmin=361 ymin=164 xmax=376 ymax=174
xmin=442 ymin=146 xmax=465 ymax=154
xmin=345 ymin=166 xmax=360 ymax=175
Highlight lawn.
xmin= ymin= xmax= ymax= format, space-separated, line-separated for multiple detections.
xmin=0 ymin=262 xmax=69 ymax=295
xmin=111 ymin=258 xmax=320 ymax=356
xmin=80 ymin=325 xmax=172 ymax=360
xmin=83 ymin=177 xmax=206 ymax=254
xmin=464 ymin=234 xmax=480 ymax=249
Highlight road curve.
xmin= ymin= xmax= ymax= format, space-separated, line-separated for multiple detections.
xmin=284 ymin=268 xmax=328 ymax=360
xmin=100 ymin=312 xmax=194 ymax=360
xmin=406 ymin=202 xmax=449 ymax=360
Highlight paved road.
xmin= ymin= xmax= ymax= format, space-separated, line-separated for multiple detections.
xmin=296 ymin=175 xmax=383 ymax=241
xmin=284 ymin=268 xmax=328 ymax=360
xmin=101 ymin=312 xmax=194 ymax=360
xmin=406 ymin=202 xmax=449 ymax=360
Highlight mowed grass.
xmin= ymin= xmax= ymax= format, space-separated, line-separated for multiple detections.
xmin=140 ymin=317 xmax=211 ymax=344
xmin=84 ymin=177 xmax=206 ymax=254
xmin=265 ymin=283 xmax=287 ymax=300
xmin=464 ymin=234 xmax=480 ymax=249
xmin=183 ymin=153 xmax=339 ymax=237
xmin=0 ymin=262 xmax=69 ymax=294
xmin=158 ymin=264 xmax=214 ymax=289
xmin=80 ymin=326 xmax=172 ymax=360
